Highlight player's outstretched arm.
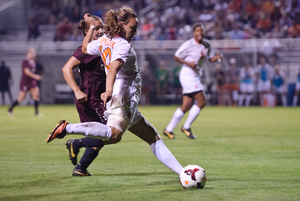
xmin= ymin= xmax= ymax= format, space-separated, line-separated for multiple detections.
xmin=209 ymin=53 xmax=222 ymax=62
xmin=81 ymin=13 xmax=95 ymax=54
xmin=62 ymin=56 xmax=87 ymax=103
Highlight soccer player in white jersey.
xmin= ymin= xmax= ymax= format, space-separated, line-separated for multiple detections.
xmin=293 ymin=67 xmax=300 ymax=106
xmin=163 ymin=23 xmax=222 ymax=139
xmin=47 ymin=7 xmax=183 ymax=176
xmin=255 ymin=56 xmax=274 ymax=106
xmin=272 ymin=65 xmax=287 ymax=106
xmin=238 ymin=60 xmax=255 ymax=107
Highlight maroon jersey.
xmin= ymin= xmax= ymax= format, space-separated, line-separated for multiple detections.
xmin=20 ymin=60 xmax=37 ymax=91
xmin=72 ymin=46 xmax=107 ymax=124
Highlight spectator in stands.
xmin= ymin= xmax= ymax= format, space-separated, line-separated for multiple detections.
xmin=214 ymin=63 xmax=227 ymax=106
xmin=155 ymin=61 xmax=169 ymax=98
xmin=226 ymin=58 xmax=240 ymax=106
xmin=287 ymin=21 xmax=300 ymax=38
xmin=293 ymin=67 xmax=300 ymax=106
xmin=28 ymin=17 xmax=40 ymax=41
xmin=256 ymin=12 xmax=271 ymax=35
xmin=165 ymin=22 xmax=177 ymax=40
xmin=229 ymin=22 xmax=244 ymax=39
xmin=270 ymin=1 xmax=282 ymax=25
xmin=0 ymin=59 xmax=13 ymax=105
xmin=70 ymin=5 xmax=82 ymax=22
xmin=54 ymin=16 xmax=73 ymax=41
xmin=261 ymin=0 xmax=275 ymax=14
xmin=271 ymin=21 xmax=285 ymax=38
xmin=279 ymin=12 xmax=293 ymax=30
xmin=141 ymin=61 xmax=153 ymax=105
xmin=272 ymin=64 xmax=287 ymax=106
xmin=255 ymin=56 xmax=274 ymax=106
xmin=238 ymin=60 xmax=255 ymax=107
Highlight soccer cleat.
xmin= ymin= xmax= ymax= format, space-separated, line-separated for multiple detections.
xmin=66 ymin=139 xmax=80 ymax=166
xmin=72 ymin=168 xmax=92 ymax=176
xmin=46 ymin=119 xmax=68 ymax=143
xmin=163 ymin=129 xmax=175 ymax=139
xmin=181 ymin=126 xmax=196 ymax=139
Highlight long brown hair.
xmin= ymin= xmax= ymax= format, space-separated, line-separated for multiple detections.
xmin=78 ymin=15 xmax=103 ymax=36
xmin=104 ymin=6 xmax=137 ymax=39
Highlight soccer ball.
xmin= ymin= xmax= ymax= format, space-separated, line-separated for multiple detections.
xmin=179 ymin=164 xmax=206 ymax=189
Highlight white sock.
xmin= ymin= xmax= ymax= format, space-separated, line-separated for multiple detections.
xmin=281 ymin=95 xmax=287 ymax=107
xmin=293 ymin=95 xmax=298 ymax=106
xmin=245 ymin=95 xmax=252 ymax=107
xmin=183 ymin=105 xmax=201 ymax=129
xmin=166 ymin=108 xmax=184 ymax=132
xmin=151 ymin=140 xmax=183 ymax=175
xmin=66 ymin=122 xmax=111 ymax=140
xmin=238 ymin=94 xmax=245 ymax=106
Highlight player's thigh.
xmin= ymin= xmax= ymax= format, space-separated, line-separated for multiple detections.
xmin=17 ymin=90 xmax=27 ymax=101
xmin=181 ymin=95 xmax=194 ymax=112
xmin=128 ymin=117 xmax=160 ymax=145
xmin=194 ymin=91 xmax=206 ymax=104
xmin=30 ymin=87 xmax=40 ymax=100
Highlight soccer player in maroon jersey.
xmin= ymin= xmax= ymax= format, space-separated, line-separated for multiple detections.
xmin=8 ymin=48 xmax=42 ymax=115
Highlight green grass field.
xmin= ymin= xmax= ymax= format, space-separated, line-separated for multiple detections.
xmin=0 ymin=105 xmax=299 ymax=201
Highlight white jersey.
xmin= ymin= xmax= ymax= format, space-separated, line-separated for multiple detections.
xmin=87 ymin=34 xmax=142 ymax=130
xmin=87 ymin=34 xmax=139 ymax=80
xmin=175 ymin=38 xmax=214 ymax=94
xmin=175 ymin=38 xmax=214 ymax=77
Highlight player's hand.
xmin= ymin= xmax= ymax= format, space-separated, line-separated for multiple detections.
xmin=75 ymin=90 xmax=87 ymax=103
xmin=101 ymin=91 xmax=112 ymax=107
xmin=83 ymin=13 xmax=95 ymax=26
xmin=35 ymin=75 xmax=42 ymax=81
xmin=215 ymin=53 xmax=222 ymax=62
xmin=186 ymin=62 xmax=197 ymax=69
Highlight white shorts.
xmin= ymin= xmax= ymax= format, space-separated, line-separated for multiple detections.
xmin=105 ymin=77 xmax=142 ymax=133
xmin=273 ymin=85 xmax=287 ymax=94
xmin=257 ymin=80 xmax=271 ymax=92
xmin=179 ymin=67 xmax=203 ymax=94
xmin=296 ymin=82 xmax=300 ymax=91
xmin=240 ymin=82 xmax=254 ymax=94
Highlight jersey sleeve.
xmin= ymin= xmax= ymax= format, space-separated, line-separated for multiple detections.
xmin=22 ymin=60 xmax=30 ymax=70
xmin=174 ymin=40 xmax=189 ymax=59
xmin=87 ymin=40 xmax=101 ymax=56
xmin=111 ymin=41 xmax=131 ymax=63
xmin=73 ymin=46 xmax=97 ymax=65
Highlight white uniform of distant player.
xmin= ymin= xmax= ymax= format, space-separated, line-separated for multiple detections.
xmin=87 ymin=34 xmax=143 ymax=131
xmin=165 ymin=36 xmax=218 ymax=138
xmin=175 ymin=38 xmax=214 ymax=94
xmin=239 ymin=65 xmax=255 ymax=106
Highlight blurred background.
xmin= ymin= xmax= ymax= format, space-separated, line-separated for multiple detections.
xmin=0 ymin=0 xmax=299 ymax=106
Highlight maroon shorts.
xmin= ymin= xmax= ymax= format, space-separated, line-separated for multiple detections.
xmin=20 ymin=80 xmax=37 ymax=91
xmin=75 ymin=100 xmax=107 ymax=124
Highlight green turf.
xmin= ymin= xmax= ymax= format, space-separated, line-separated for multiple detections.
xmin=0 ymin=105 xmax=299 ymax=201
